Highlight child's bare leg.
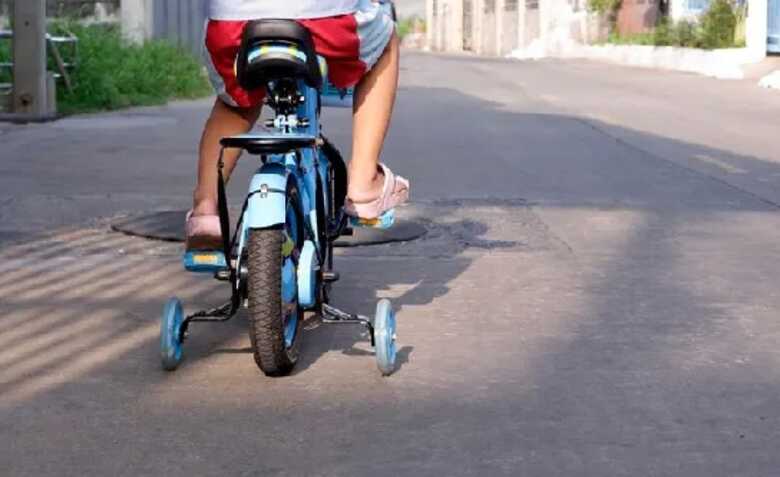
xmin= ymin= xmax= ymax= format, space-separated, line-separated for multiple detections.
xmin=347 ymin=32 xmax=400 ymax=203
xmin=192 ymin=99 xmax=262 ymax=216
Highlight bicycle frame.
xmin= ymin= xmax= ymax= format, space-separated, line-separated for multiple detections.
xmin=209 ymin=76 xmax=337 ymax=316
xmin=162 ymin=23 xmax=398 ymax=376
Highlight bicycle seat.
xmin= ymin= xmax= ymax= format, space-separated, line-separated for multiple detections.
xmin=236 ymin=19 xmax=323 ymax=91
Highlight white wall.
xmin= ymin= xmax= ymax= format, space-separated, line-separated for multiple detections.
xmin=746 ymin=0 xmax=768 ymax=57
xmin=120 ymin=0 xmax=154 ymax=43
xmin=428 ymin=0 xmax=465 ymax=51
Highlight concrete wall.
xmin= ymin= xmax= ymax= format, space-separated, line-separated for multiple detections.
xmin=427 ymin=0 xmax=465 ymax=51
xmin=482 ymin=11 xmax=497 ymax=54
xmin=121 ymin=0 xmax=207 ymax=55
xmin=428 ymin=0 xmax=541 ymax=54
xmin=524 ymin=7 xmax=541 ymax=45
xmin=501 ymin=4 xmax=519 ymax=55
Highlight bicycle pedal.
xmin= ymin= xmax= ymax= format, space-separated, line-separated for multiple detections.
xmin=183 ymin=250 xmax=227 ymax=273
xmin=322 ymin=271 xmax=340 ymax=283
xmin=349 ymin=209 xmax=395 ymax=230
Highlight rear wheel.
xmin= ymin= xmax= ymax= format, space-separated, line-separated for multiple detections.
xmin=247 ymin=183 xmax=304 ymax=376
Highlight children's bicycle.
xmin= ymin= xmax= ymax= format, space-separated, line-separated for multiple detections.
xmin=159 ymin=18 xmax=398 ymax=376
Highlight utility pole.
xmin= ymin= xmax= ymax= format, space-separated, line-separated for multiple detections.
xmin=11 ymin=0 xmax=54 ymax=120
xmin=120 ymin=0 xmax=153 ymax=44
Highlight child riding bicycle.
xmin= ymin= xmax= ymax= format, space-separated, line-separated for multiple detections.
xmin=186 ymin=0 xmax=410 ymax=251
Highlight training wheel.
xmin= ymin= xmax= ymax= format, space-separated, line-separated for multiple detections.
xmin=374 ymin=299 xmax=397 ymax=376
xmin=160 ymin=297 xmax=184 ymax=371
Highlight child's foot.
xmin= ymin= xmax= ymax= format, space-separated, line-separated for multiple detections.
xmin=185 ymin=210 xmax=223 ymax=251
xmin=345 ymin=163 xmax=409 ymax=223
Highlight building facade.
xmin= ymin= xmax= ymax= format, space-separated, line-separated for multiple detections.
xmin=427 ymin=0 xmax=778 ymax=57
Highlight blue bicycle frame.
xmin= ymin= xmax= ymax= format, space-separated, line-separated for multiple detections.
xmin=228 ymin=78 xmax=332 ymax=311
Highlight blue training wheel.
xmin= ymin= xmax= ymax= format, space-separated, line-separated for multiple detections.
xmin=160 ymin=297 xmax=184 ymax=371
xmin=374 ymin=299 xmax=397 ymax=376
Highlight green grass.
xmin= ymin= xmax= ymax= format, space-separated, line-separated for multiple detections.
xmin=606 ymin=31 xmax=656 ymax=46
xmin=0 ymin=38 xmax=9 ymax=84
xmin=0 ymin=22 xmax=211 ymax=115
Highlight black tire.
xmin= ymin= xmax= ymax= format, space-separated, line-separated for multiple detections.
xmin=246 ymin=186 xmax=304 ymax=376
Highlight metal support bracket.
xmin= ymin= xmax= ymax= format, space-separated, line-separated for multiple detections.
xmin=321 ymin=303 xmax=376 ymax=347
xmin=179 ymin=300 xmax=238 ymax=343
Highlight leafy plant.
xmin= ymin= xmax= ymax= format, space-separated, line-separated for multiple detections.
xmin=699 ymin=0 xmax=737 ymax=49
xmin=732 ymin=0 xmax=747 ymax=46
xmin=608 ymin=0 xmax=740 ymax=50
xmin=0 ymin=36 xmax=9 ymax=84
xmin=2 ymin=21 xmax=210 ymax=114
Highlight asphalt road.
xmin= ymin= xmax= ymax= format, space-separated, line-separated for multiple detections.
xmin=1 ymin=52 xmax=780 ymax=476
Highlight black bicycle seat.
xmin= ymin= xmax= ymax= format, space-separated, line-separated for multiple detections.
xmin=236 ymin=19 xmax=323 ymax=91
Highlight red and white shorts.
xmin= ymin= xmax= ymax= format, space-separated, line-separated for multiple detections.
xmin=203 ymin=1 xmax=395 ymax=109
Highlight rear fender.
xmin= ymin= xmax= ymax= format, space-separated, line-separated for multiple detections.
xmin=245 ymin=163 xmax=289 ymax=229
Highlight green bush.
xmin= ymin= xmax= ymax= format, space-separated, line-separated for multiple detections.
xmin=397 ymin=17 xmax=414 ymax=39
xmin=608 ymin=31 xmax=655 ymax=45
xmin=674 ymin=20 xmax=700 ymax=47
xmin=0 ymin=22 xmax=211 ymax=114
xmin=608 ymin=0 xmax=740 ymax=50
xmin=699 ymin=0 xmax=737 ymax=49
xmin=56 ymin=23 xmax=211 ymax=114
xmin=0 ymin=38 xmax=9 ymax=84
xmin=733 ymin=2 xmax=747 ymax=46
xmin=654 ymin=19 xmax=700 ymax=47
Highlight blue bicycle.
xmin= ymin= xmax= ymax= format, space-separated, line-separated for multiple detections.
xmin=160 ymin=18 xmax=397 ymax=376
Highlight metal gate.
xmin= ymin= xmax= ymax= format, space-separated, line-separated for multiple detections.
xmin=151 ymin=0 xmax=208 ymax=56
xmin=463 ymin=0 xmax=473 ymax=51
xmin=770 ymin=0 xmax=780 ymax=53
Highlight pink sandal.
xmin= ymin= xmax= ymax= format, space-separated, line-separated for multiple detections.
xmin=345 ymin=163 xmax=410 ymax=228
xmin=185 ymin=210 xmax=223 ymax=251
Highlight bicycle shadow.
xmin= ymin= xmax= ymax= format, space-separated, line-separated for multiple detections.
xmin=291 ymin=212 xmax=523 ymax=375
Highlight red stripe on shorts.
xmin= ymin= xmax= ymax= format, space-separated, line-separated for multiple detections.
xmin=205 ymin=16 xmax=367 ymax=109
xmin=299 ymin=15 xmax=367 ymax=89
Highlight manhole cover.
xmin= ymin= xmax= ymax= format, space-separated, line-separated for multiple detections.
xmin=111 ymin=211 xmax=185 ymax=242
xmin=111 ymin=210 xmax=426 ymax=247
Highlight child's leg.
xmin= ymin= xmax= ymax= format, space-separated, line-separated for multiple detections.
xmin=192 ymin=98 xmax=262 ymax=216
xmin=347 ymin=32 xmax=400 ymax=204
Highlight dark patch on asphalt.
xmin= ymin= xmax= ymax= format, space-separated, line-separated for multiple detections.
xmin=6 ymin=199 xmax=567 ymax=261
xmin=110 ymin=209 xmax=429 ymax=247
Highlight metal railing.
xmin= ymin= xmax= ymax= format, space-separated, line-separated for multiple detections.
xmin=0 ymin=29 xmax=78 ymax=111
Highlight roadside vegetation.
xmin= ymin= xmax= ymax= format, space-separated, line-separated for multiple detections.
xmin=590 ymin=0 xmax=745 ymax=49
xmin=0 ymin=22 xmax=210 ymax=115
xmin=397 ymin=16 xmax=422 ymax=39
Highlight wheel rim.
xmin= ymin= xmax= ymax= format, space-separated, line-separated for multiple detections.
xmin=383 ymin=311 xmax=397 ymax=366
xmin=281 ymin=195 xmax=302 ymax=350
xmin=375 ymin=300 xmax=397 ymax=375
xmin=161 ymin=298 xmax=183 ymax=369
